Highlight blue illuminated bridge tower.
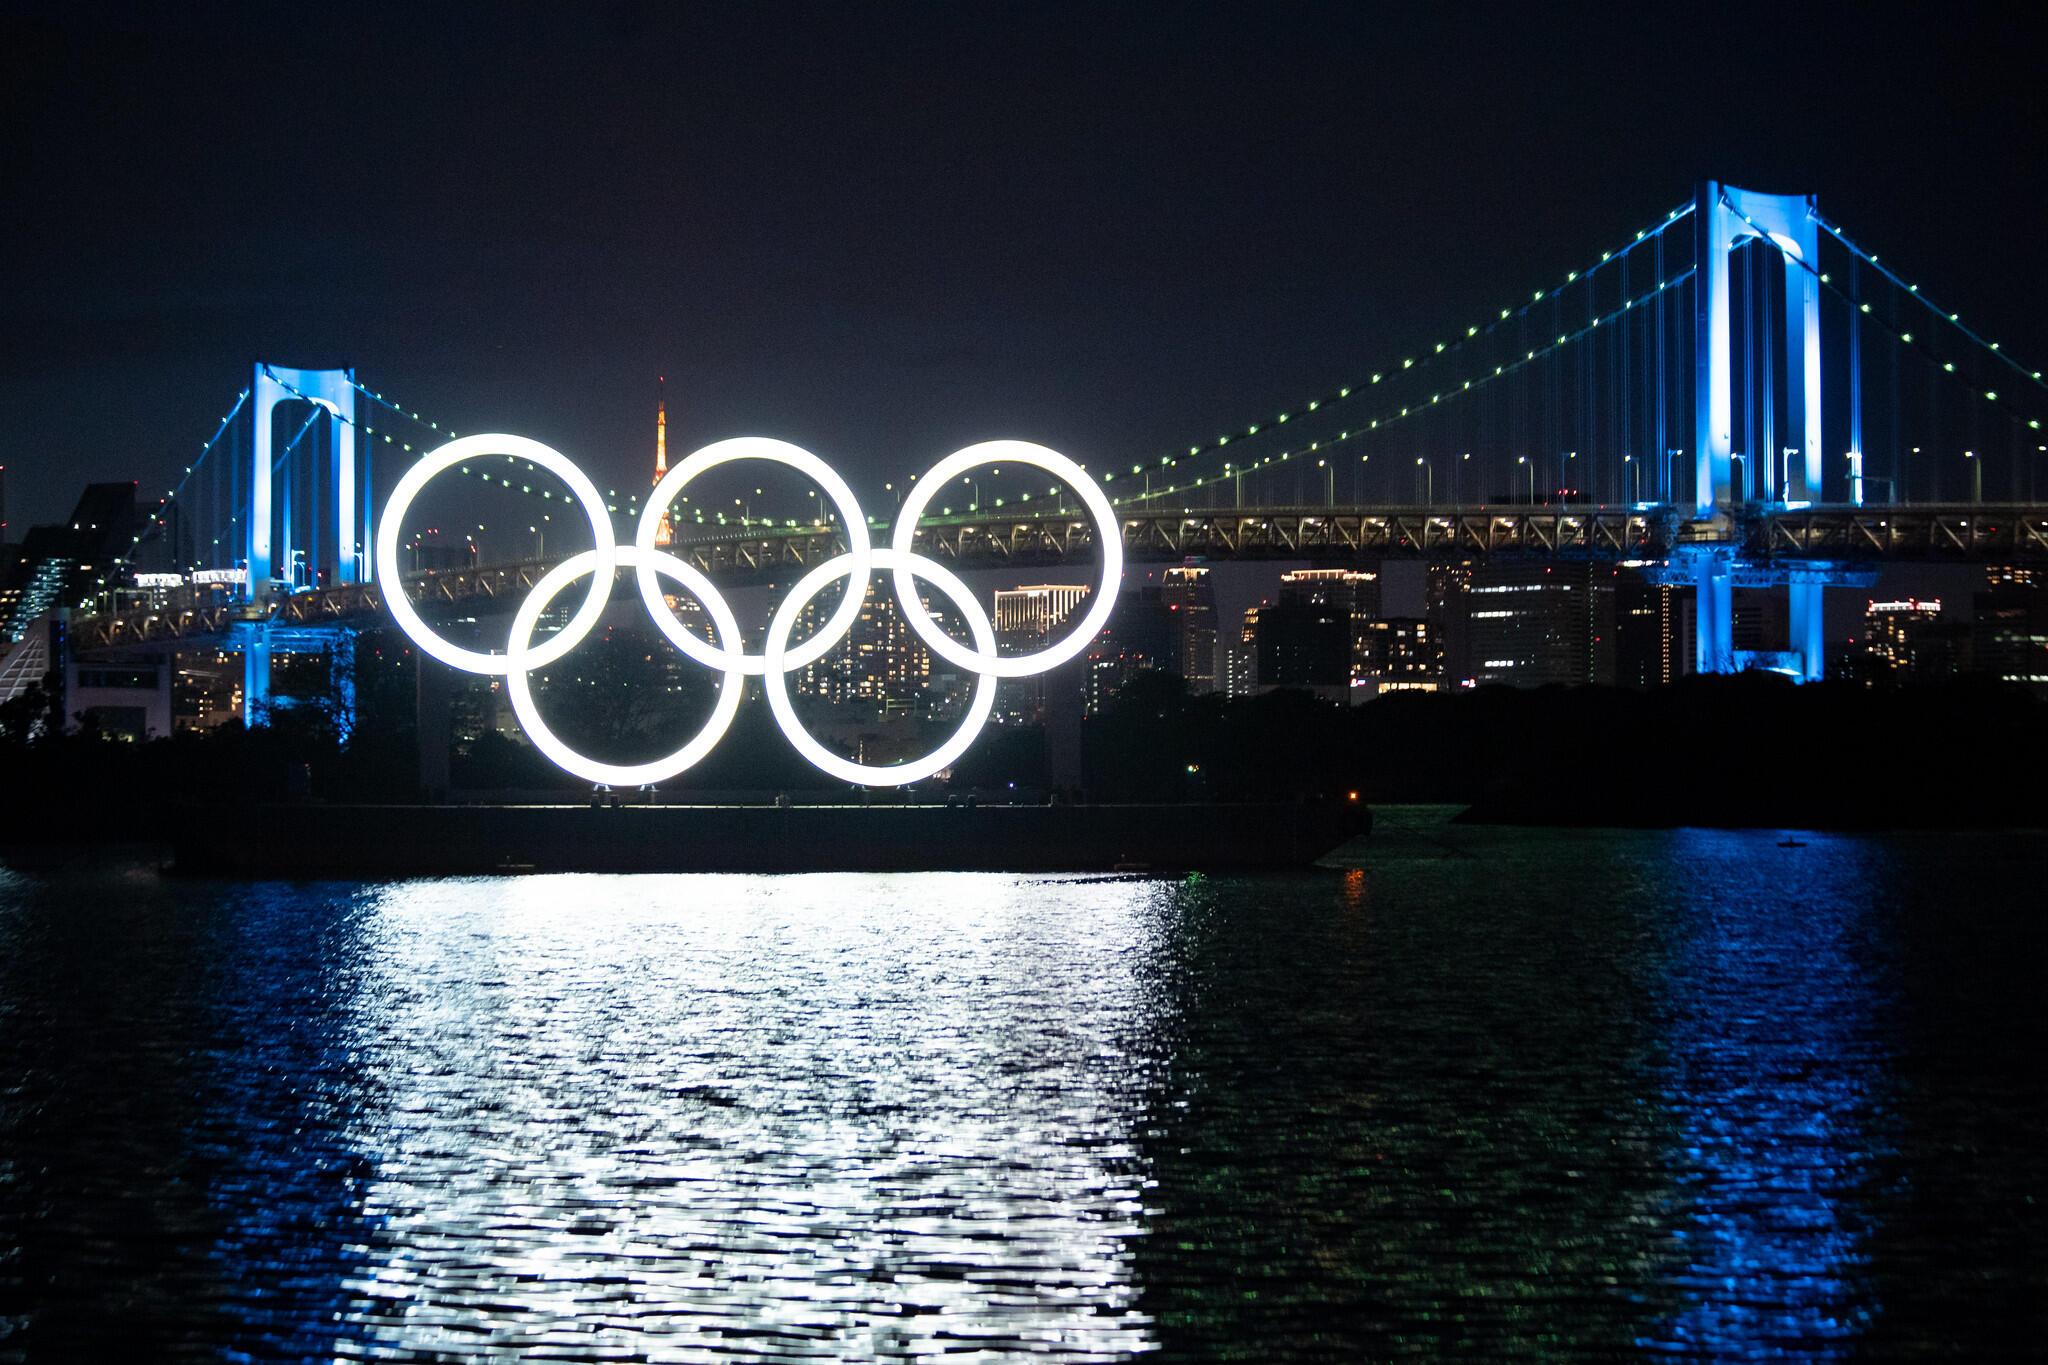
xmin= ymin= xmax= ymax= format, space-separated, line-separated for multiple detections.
xmin=1690 ymin=181 xmax=1826 ymax=678
xmin=238 ymin=364 xmax=367 ymax=716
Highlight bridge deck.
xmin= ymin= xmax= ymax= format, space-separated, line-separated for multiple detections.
xmin=66 ymin=502 xmax=2048 ymax=653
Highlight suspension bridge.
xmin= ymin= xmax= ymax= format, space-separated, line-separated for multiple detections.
xmin=18 ymin=181 xmax=2048 ymax=733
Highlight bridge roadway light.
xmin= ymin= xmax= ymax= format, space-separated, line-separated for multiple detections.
xmin=1416 ymin=457 xmax=1432 ymax=505
xmin=1964 ymin=450 xmax=1981 ymax=505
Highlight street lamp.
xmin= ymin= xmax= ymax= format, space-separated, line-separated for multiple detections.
xmin=1319 ymin=458 xmax=1331 ymax=507
xmin=1563 ymin=450 xmax=1576 ymax=503
xmin=1623 ymin=454 xmax=1638 ymax=504
xmin=1517 ymin=455 xmax=1533 ymax=503
xmin=1780 ymin=446 xmax=1798 ymax=503
xmin=1416 ymin=456 xmax=1432 ymax=505
xmin=1459 ymin=451 xmax=1470 ymax=506
xmin=1965 ymin=450 xmax=1981 ymax=505
xmin=1665 ymin=448 xmax=1683 ymax=503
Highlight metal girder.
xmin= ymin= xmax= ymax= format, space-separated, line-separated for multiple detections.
xmin=66 ymin=501 xmax=2048 ymax=658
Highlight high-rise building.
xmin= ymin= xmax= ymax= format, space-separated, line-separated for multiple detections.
xmin=1222 ymin=607 xmax=1261 ymax=698
xmin=0 ymin=482 xmax=140 ymax=643
xmin=1364 ymin=618 xmax=1437 ymax=692
xmin=995 ymin=584 xmax=1088 ymax=639
xmin=1973 ymin=566 xmax=2047 ymax=696
xmin=1159 ymin=564 xmax=1218 ymax=693
xmin=1253 ymin=595 xmax=1351 ymax=702
xmin=1859 ymin=598 xmax=1943 ymax=681
xmin=1459 ymin=560 xmax=1618 ymax=687
xmin=792 ymin=577 xmax=932 ymax=710
xmin=1615 ymin=576 xmax=1694 ymax=689
xmin=1084 ymin=587 xmax=1174 ymax=715
xmin=1425 ymin=560 xmax=1473 ymax=684
xmin=993 ymin=583 xmax=1088 ymax=723
xmin=1277 ymin=568 xmax=1378 ymax=679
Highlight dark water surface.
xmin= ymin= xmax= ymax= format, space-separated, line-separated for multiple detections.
xmin=1 ymin=811 xmax=2042 ymax=1361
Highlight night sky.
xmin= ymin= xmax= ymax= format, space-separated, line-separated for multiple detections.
xmin=4 ymin=2 xmax=2044 ymax=536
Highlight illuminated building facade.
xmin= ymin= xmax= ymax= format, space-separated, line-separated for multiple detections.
xmin=1364 ymin=618 xmax=1437 ymax=692
xmin=792 ymin=576 xmax=932 ymax=710
xmin=1461 ymin=561 xmax=1618 ymax=688
xmin=994 ymin=583 xmax=1088 ymax=723
xmin=1616 ymin=578 xmax=1694 ymax=689
xmin=1223 ymin=608 xmax=1260 ymax=698
xmin=1973 ymin=566 xmax=2048 ymax=696
xmin=1159 ymin=565 xmax=1218 ymax=693
xmin=0 ymin=483 xmax=139 ymax=643
xmin=1859 ymin=598 xmax=1943 ymax=679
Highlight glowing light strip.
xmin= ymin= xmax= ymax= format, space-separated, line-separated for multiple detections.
xmin=1111 ymin=267 xmax=1698 ymax=506
xmin=1813 ymin=214 xmax=2048 ymax=394
xmin=1121 ymin=201 xmax=1697 ymax=502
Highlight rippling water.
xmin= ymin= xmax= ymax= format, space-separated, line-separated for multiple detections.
xmin=1 ymin=811 xmax=2042 ymax=1361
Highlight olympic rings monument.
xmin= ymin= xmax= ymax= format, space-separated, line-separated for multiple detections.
xmin=177 ymin=430 xmax=1370 ymax=874
xmin=376 ymin=434 xmax=1121 ymax=790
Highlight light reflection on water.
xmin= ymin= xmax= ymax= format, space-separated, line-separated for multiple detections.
xmin=1647 ymin=833 xmax=1899 ymax=1356
xmin=331 ymin=874 xmax=1172 ymax=1360
xmin=1 ymin=819 xmax=2043 ymax=1361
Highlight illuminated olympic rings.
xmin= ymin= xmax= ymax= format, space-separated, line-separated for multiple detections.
xmin=375 ymin=434 xmax=1123 ymax=786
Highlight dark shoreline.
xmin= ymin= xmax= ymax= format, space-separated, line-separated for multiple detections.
xmin=164 ymin=800 xmax=1373 ymax=877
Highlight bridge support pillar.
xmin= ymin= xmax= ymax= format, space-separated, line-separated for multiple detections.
xmin=1788 ymin=582 xmax=1826 ymax=683
xmin=1694 ymin=552 xmax=1734 ymax=676
xmin=242 ymin=626 xmax=271 ymax=724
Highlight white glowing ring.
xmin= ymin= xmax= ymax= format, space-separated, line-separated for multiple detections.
xmin=503 ymin=545 xmax=747 ymax=787
xmin=376 ymin=434 xmax=616 ymax=675
xmin=380 ymin=433 xmax=1121 ymax=786
xmin=891 ymin=440 xmax=1122 ymax=676
xmin=761 ymin=548 xmax=998 ymax=786
xmin=635 ymin=437 xmax=871 ymax=675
